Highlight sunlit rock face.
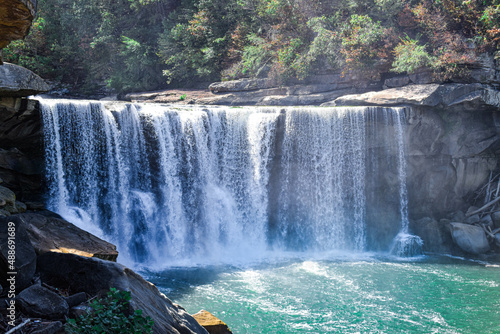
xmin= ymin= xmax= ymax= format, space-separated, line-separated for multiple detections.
xmin=0 ymin=0 xmax=36 ymax=50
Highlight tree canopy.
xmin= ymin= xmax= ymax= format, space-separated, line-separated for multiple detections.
xmin=4 ymin=0 xmax=500 ymax=95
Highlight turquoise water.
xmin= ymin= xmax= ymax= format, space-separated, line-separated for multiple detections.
xmin=145 ymin=255 xmax=500 ymax=333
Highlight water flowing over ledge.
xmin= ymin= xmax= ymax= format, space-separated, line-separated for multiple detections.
xmin=40 ymin=100 xmax=414 ymax=265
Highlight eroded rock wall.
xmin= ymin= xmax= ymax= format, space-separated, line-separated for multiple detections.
xmin=0 ymin=97 xmax=43 ymax=200
xmin=0 ymin=0 xmax=36 ymax=51
xmin=406 ymin=106 xmax=500 ymax=219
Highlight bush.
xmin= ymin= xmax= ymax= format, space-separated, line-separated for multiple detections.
xmin=65 ymin=288 xmax=153 ymax=334
xmin=391 ymin=36 xmax=436 ymax=73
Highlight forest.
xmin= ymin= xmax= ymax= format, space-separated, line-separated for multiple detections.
xmin=4 ymin=0 xmax=500 ymax=95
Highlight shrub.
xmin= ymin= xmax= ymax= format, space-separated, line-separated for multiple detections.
xmin=65 ymin=288 xmax=153 ymax=334
xmin=391 ymin=36 xmax=436 ymax=73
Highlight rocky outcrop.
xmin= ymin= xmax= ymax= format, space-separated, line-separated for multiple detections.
xmin=0 ymin=0 xmax=37 ymax=52
xmin=13 ymin=213 xmax=119 ymax=261
xmin=324 ymin=83 xmax=500 ymax=110
xmin=0 ymin=97 xmax=43 ymax=200
xmin=0 ymin=208 xmax=208 ymax=333
xmin=37 ymin=252 xmax=209 ymax=334
xmin=0 ymin=216 xmax=36 ymax=290
xmin=16 ymin=284 xmax=69 ymax=319
xmin=323 ymin=83 xmax=500 ymax=220
xmin=192 ymin=310 xmax=232 ymax=334
xmin=0 ymin=63 xmax=50 ymax=96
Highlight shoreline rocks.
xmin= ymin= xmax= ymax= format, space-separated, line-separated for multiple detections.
xmin=0 ymin=210 xmax=209 ymax=333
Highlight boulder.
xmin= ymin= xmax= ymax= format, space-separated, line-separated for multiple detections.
xmin=0 ymin=63 xmax=50 ymax=97
xmin=15 ymin=213 xmax=118 ymax=261
xmin=16 ymin=285 xmax=69 ymax=319
xmin=0 ymin=216 xmax=36 ymax=290
xmin=449 ymin=222 xmax=490 ymax=254
xmin=192 ymin=310 xmax=232 ymax=334
xmin=495 ymin=234 xmax=500 ymax=247
xmin=37 ymin=252 xmax=208 ymax=334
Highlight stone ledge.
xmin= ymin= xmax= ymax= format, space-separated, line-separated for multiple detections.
xmin=324 ymin=83 xmax=500 ymax=110
xmin=0 ymin=63 xmax=50 ymax=97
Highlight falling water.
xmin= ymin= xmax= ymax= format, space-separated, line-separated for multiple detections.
xmin=40 ymin=100 xmax=417 ymax=264
xmin=390 ymin=110 xmax=424 ymax=257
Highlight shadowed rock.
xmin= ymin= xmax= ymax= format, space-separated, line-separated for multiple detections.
xmin=16 ymin=213 xmax=118 ymax=261
xmin=0 ymin=216 xmax=36 ymax=290
xmin=16 ymin=284 xmax=69 ymax=319
xmin=37 ymin=252 xmax=208 ymax=334
xmin=450 ymin=222 xmax=490 ymax=254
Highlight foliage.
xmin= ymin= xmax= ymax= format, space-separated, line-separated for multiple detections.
xmin=4 ymin=0 xmax=500 ymax=93
xmin=391 ymin=36 xmax=436 ymax=73
xmin=65 ymin=288 xmax=153 ymax=334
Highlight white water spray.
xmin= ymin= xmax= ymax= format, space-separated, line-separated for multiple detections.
xmin=40 ymin=101 xmax=417 ymax=264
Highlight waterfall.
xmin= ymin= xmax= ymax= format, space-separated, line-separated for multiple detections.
xmin=390 ymin=110 xmax=424 ymax=257
xmin=40 ymin=100 xmax=417 ymax=264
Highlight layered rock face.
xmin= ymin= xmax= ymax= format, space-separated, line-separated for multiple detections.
xmin=0 ymin=97 xmax=43 ymax=200
xmin=0 ymin=0 xmax=36 ymax=54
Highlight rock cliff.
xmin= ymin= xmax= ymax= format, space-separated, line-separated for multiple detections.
xmin=0 ymin=0 xmax=37 ymax=61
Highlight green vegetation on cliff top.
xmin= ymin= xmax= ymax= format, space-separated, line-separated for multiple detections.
xmin=4 ymin=0 xmax=500 ymax=94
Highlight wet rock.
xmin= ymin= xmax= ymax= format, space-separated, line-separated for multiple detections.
xmin=16 ymin=285 xmax=69 ymax=319
xmin=410 ymin=217 xmax=452 ymax=253
xmin=17 ymin=213 xmax=118 ymax=261
xmin=193 ymin=310 xmax=232 ymax=334
xmin=0 ymin=216 xmax=36 ymax=290
xmin=37 ymin=252 xmax=208 ymax=334
xmin=450 ymin=222 xmax=490 ymax=254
